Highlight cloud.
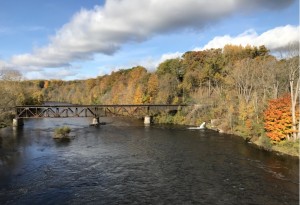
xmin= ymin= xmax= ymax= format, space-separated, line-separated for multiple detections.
xmin=159 ymin=52 xmax=183 ymax=63
xmin=0 ymin=60 xmax=14 ymax=71
xmin=197 ymin=25 xmax=299 ymax=51
xmin=23 ymin=68 xmax=78 ymax=80
xmin=11 ymin=0 xmax=295 ymax=69
xmin=103 ymin=51 xmax=184 ymax=73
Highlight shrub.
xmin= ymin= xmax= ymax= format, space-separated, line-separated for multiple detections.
xmin=257 ymin=135 xmax=273 ymax=151
xmin=54 ymin=126 xmax=71 ymax=139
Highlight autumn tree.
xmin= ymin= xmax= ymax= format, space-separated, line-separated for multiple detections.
xmin=156 ymin=73 xmax=178 ymax=104
xmin=264 ymin=95 xmax=297 ymax=142
xmin=133 ymin=85 xmax=144 ymax=104
xmin=0 ymin=69 xmax=23 ymax=106
xmin=228 ymin=58 xmax=256 ymax=104
xmin=284 ymin=44 xmax=299 ymax=140
xmin=156 ymin=58 xmax=183 ymax=77
xmin=44 ymin=80 xmax=49 ymax=89
xmin=85 ymin=79 xmax=96 ymax=91
xmin=201 ymin=48 xmax=225 ymax=96
xmin=0 ymin=70 xmax=42 ymax=125
xmin=147 ymin=73 xmax=159 ymax=103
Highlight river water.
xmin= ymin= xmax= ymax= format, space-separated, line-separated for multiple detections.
xmin=0 ymin=117 xmax=298 ymax=205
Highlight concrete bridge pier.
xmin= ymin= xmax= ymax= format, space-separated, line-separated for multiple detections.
xmin=13 ymin=118 xmax=24 ymax=127
xmin=92 ymin=117 xmax=100 ymax=126
xmin=144 ymin=116 xmax=151 ymax=125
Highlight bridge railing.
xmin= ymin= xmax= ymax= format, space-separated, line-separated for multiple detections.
xmin=15 ymin=104 xmax=189 ymax=118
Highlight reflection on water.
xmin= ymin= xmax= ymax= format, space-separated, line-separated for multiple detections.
xmin=0 ymin=117 xmax=299 ymax=205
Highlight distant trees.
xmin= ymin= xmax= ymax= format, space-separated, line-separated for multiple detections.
xmin=14 ymin=44 xmax=298 ymax=146
xmin=0 ymin=70 xmax=23 ymax=107
xmin=0 ymin=70 xmax=43 ymax=125
xmin=156 ymin=58 xmax=183 ymax=77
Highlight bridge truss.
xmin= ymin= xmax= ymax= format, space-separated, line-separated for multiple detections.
xmin=15 ymin=104 xmax=187 ymax=119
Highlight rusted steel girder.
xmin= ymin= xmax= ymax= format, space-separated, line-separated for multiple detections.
xmin=15 ymin=104 xmax=187 ymax=118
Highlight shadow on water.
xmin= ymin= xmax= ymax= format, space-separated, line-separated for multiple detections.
xmin=0 ymin=117 xmax=299 ymax=205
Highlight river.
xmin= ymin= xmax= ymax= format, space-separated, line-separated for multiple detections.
xmin=0 ymin=117 xmax=299 ymax=205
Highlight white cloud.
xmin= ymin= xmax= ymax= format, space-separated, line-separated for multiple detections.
xmin=10 ymin=0 xmax=294 ymax=70
xmin=129 ymin=52 xmax=184 ymax=71
xmin=24 ymin=68 xmax=78 ymax=80
xmin=197 ymin=25 xmax=299 ymax=51
xmin=0 ymin=60 xmax=14 ymax=71
xmin=159 ymin=52 xmax=183 ymax=63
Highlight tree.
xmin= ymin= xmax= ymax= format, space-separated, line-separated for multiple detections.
xmin=0 ymin=70 xmax=25 ymax=125
xmin=156 ymin=58 xmax=183 ymax=77
xmin=147 ymin=73 xmax=159 ymax=103
xmin=133 ymin=85 xmax=144 ymax=104
xmin=44 ymin=80 xmax=49 ymax=89
xmin=0 ymin=69 xmax=23 ymax=106
xmin=156 ymin=74 xmax=178 ymax=104
xmin=279 ymin=43 xmax=300 ymax=140
xmin=229 ymin=58 xmax=256 ymax=104
xmin=264 ymin=95 xmax=296 ymax=142
xmin=85 ymin=79 xmax=96 ymax=91
xmin=287 ymin=56 xmax=299 ymax=140
xmin=258 ymin=45 xmax=269 ymax=57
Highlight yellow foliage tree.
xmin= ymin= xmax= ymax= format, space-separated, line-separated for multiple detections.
xmin=147 ymin=74 xmax=159 ymax=103
xmin=134 ymin=86 xmax=143 ymax=104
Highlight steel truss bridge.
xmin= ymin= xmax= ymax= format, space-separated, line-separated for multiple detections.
xmin=15 ymin=104 xmax=188 ymax=119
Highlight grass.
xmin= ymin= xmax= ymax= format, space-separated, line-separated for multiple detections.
xmin=272 ymin=140 xmax=300 ymax=157
xmin=254 ymin=134 xmax=299 ymax=157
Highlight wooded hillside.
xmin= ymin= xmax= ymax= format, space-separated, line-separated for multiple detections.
xmin=1 ymin=45 xmax=299 ymax=149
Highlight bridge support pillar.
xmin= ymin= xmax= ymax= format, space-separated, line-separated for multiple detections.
xmin=13 ymin=118 xmax=23 ymax=127
xmin=144 ymin=116 xmax=151 ymax=125
xmin=92 ymin=117 xmax=100 ymax=126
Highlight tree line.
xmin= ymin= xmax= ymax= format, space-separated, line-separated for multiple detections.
xmin=0 ymin=44 xmax=299 ymax=150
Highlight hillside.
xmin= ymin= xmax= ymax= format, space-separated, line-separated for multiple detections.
xmin=1 ymin=45 xmax=299 ymax=155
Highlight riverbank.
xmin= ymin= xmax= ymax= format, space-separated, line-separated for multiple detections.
xmin=258 ymin=140 xmax=300 ymax=158
xmin=0 ymin=120 xmax=10 ymax=129
xmin=208 ymin=120 xmax=299 ymax=158
xmin=153 ymin=111 xmax=300 ymax=158
xmin=210 ymin=125 xmax=299 ymax=158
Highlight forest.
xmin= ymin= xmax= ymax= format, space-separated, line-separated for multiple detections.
xmin=0 ymin=44 xmax=299 ymax=156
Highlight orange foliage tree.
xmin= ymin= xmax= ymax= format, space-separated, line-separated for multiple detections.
xmin=264 ymin=95 xmax=294 ymax=142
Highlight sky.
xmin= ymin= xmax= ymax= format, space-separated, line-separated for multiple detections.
xmin=0 ymin=0 xmax=299 ymax=80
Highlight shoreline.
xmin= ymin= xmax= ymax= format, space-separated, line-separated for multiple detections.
xmin=207 ymin=125 xmax=299 ymax=158
xmin=1 ymin=117 xmax=299 ymax=158
xmin=153 ymin=115 xmax=300 ymax=158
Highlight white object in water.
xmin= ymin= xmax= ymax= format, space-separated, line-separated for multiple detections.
xmin=188 ymin=122 xmax=206 ymax=130
xmin=199 ymin=122 xmax=206 ymax=129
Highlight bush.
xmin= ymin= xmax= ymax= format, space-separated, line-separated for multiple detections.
xmin=256 ymin=135 xmax=273 ymax=151
xmin=54 ymin=126 xmax=71 ymax=139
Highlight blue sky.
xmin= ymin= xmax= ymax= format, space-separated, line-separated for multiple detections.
xmin=0 ymin=0 xmax=299 ymax=80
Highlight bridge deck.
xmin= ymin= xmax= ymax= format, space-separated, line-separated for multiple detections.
xmin=15 ymin=104 xmax=188 ymax=118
